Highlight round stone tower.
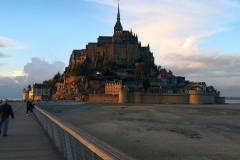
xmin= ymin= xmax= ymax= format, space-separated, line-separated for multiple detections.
xmin=189 ymin=90 xmax=204 ymax=104
xmin=23 ymin=88 xmax=29 ymax=101
xmin=22 ymin=85 xmax=31 ymax=101
xmin=118 ymin=90 xmax=127 ymax=103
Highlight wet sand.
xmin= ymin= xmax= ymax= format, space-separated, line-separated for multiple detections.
xmin=37 ymin=101 xmax=240 ymax=160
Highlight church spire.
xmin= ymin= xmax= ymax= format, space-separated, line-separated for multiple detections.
xmin=114 ymin=0 xmax=122 ymax=29
xmin=117 ymin=0 xmax=120 ymax=21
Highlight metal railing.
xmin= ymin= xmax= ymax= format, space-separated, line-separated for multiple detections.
xmin=34 ymin=106 xmax=135 ymax=160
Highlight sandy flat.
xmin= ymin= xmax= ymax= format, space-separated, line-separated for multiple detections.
xmin=37 ymin=101 xmax=240 ymax=160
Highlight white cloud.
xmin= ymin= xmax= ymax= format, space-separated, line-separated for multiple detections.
xmin=0 ymin=36 xmax=27 ymax=49
xmin=13 ymin=71 xmax=28 ymax=77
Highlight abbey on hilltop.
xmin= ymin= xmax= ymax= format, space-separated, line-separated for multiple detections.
xmin=66 ymin=2 xmax=154 ymax=74
xmin=44 ymin=2 xmax=225 ymax=104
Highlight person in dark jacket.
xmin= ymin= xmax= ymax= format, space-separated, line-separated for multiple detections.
xmin=26 ymin=99 xmax=31 ymax=115
xmin=30 ymin=100 xmax=36 ymax=114
xmin=0 ymin=99 xmax=14 ymax=136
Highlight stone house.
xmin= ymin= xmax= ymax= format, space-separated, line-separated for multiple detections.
xmin=105 ymin=79 xmax=122 ymax=95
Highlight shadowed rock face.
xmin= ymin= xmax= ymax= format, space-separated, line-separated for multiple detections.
xmin=37 ymin=101 xmax=240 ymax=160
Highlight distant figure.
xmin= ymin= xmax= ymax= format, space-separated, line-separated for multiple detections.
xmin=0 ymin=99 xmax=14 ymax=136
xmin=26 ymin=99 xmax=32 ymax=115
xmin=31 ymin=100 xmax=36 ymax=114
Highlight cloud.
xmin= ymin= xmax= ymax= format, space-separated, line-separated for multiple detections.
xmin=14 ymin=76 xmax=27 ymax=83
xmin=0 ymin=52 xmax=11 ymax=58
xmin=0 ymin=76 xmax=26 ymax=98
xmin=0 ymin=57 xmax=66 ymax=98
xmin=23 ymin=57 xmax=66 ymax=83
xmin=0 ymin=62 xmax=9 ymax=67
xmin=0 ymin=51 xmax=11 ymax=66
xmin=13 ymin=71 xmax=28 ymax=77
xmin=0 ymin=36 xmax=27 ymax=49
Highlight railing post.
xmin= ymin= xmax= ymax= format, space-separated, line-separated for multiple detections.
xmin=72 ymin=140 xmax=77 ymax=160
xmin=65 ymin=132 xmax=73 ymax=160
xmin=48 ymin=119 xmax=53 ymax=140
xmin=81 ymin=144 xmax=86 ymax=160
xmin=53 ymin=123 xmax=60 ymax=151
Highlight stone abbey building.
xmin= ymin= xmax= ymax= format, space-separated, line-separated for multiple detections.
xmin=67 ymin=3 xmax=154 ymax=73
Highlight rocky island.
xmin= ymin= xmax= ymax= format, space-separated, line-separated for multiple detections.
xmin=24 ymin=3 xmax=225 ymax=104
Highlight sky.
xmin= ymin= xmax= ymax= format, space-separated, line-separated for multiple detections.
xmin=0 ymin=0 xmax=240 ymax=98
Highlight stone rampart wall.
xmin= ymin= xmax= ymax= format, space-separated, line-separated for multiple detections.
xmin=202 ymin=94 xmax=215 ymax=104
xmin=88 ymin=94 xmax=118 ymax=103
xmin=215 ymin=97 xmax=225 ymax=104
xmin=189 ymin=90 xmax=216 ymax=104
xmin=127 ymin=93 xmax=189 ymax=104
xmin=88 ymin=91 xmax=225 ymax=104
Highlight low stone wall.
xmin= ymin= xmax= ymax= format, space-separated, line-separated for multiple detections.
xmin=189 ymin=90 xmax=216 ymax=104
xmin=215 ymin=97 xmax=225 ymax=104
xmin=88 ymin=94 xmax=118 ymax=103
xmin=127 ymin=93 xmax=189 ymax=104
xmin=88 ymin=90 xmax=225 ymax=104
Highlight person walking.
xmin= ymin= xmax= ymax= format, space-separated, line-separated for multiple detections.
xmin=0 ymin=99 xmax=14 ymax=136
xmin=30 ymin=100 xmax=35 ymax=114
xmin=26 ymin=99 xmax=31 ymax=115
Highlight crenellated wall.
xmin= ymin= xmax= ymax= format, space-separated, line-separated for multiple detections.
xmin=89 ymin=90 xmax=225 ymax=104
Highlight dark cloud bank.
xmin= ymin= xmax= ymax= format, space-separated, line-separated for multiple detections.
xmin=0 ymin=57 xmax=65 ymax=98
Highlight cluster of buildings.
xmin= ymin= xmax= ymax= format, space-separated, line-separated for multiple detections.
xmin=23 ymin=83 xmax=50 ymax=101
xmin=104 ymin=69 xmax=220 ymax=96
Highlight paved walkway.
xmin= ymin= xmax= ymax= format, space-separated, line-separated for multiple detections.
xmin=0 ymin=103 xmax=65 ymax=160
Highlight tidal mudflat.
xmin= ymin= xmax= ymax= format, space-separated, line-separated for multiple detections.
xmin=37 ymin=101 xmax=240 ymax=160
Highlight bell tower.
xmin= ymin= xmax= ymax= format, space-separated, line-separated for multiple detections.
xmin=114 ymin=0 xmax=123 ymax=42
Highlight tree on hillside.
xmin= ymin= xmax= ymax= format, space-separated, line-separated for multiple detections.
xmin=136 ymin=63 xmax=150 ymax=75
xmin=140 ymin=75 xmax=150 ymax=90
xmin=53 ymin=71 xmax=61 ymax=80
xmin=74 ymin=64 xmax=87 ymax=76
